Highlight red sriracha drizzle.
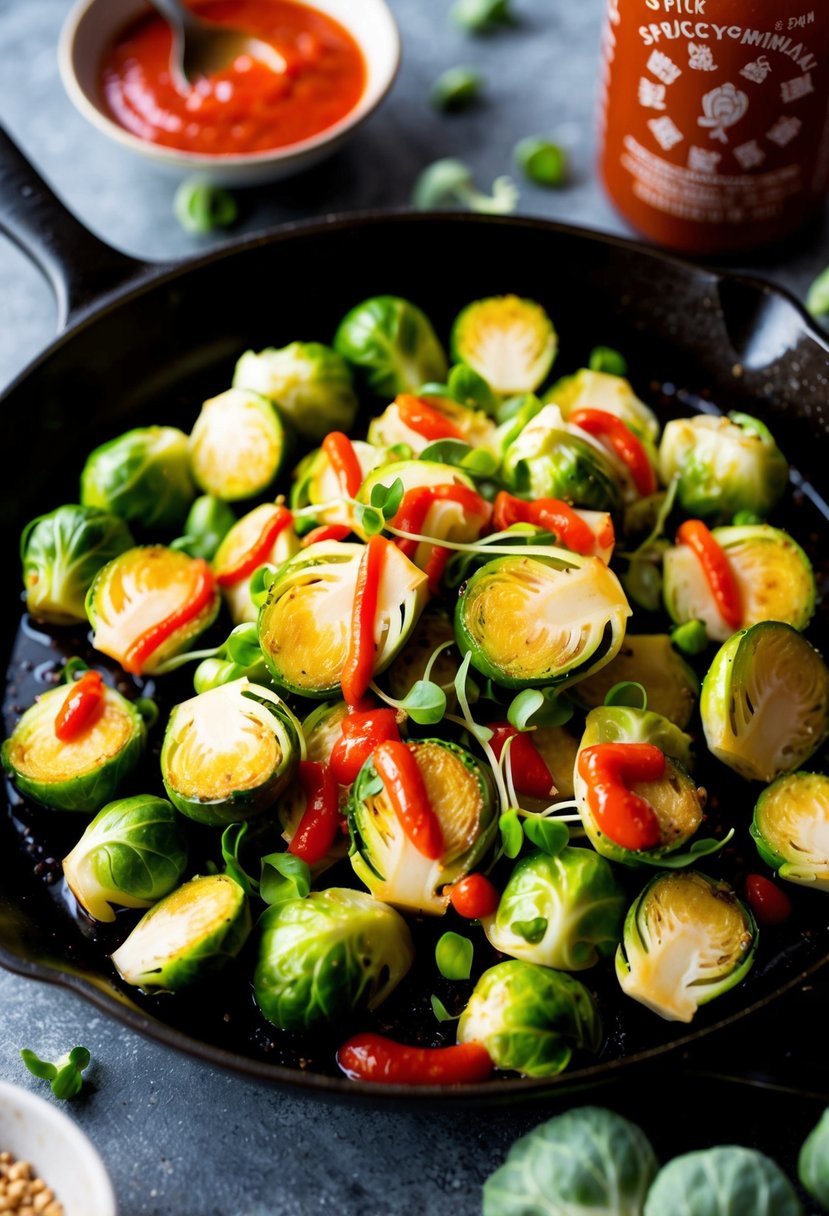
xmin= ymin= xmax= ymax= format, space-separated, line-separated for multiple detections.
xmin=569 ymin=408 xmax=657 ymax=497
xmin=487 ymin=723 xmax=556 ymax=800
xmin=216 ymin=506 xmax=293 ymax=587
xmin=301 ymin=524 xmax=351 ymax=547
xmin=492 ymin=491 xmax=600 ymax=557
xmin=340 ymin=535 xmax=388 ymax=707
xmin=329 ymin=707 xmax=401 ymax=785
xmin=322 ymin=432 xmax=364 ymax=499
xmin=372 ymin=740 xmax=445 ymax=860
xmin=288 ymin=761 xmax=340 ymax=864
xmin=393 ymin=484 xmax=491 ymax=592
xmin=395 ymin=395 xmax=465 ymax=442
xmin=577 ymin=742 xmax=665 ymax=851
xmin=337 ymin=1033 xmax=494 ymax=1085
xmin=448 ymin=873 xmax=500 ymax=919
xmin=54 ymin=670 xmax=105 ymax=741
xmin=121 ymin=559 xmax=216 ymax=676
xmin=676 ymin=519 xmax=742 ymax=632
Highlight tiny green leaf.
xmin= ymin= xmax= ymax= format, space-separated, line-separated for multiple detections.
xmin=226 ymin=622 xmax=262 ymax=668
xmin=588 ymin=345 xmax=628 ymax=377
xmin=522 ymin=817 xmax=569 ymax=856
xmin=447 ymin=363 xmax=498 ymax=414
xmin=260 ymin=853 xmax=311 ymax=906
xmin=670 ymin=619 xmax=709 ymax=656
xmin=400 ymin=680 xmax=447 ymax=725
xmin=51 ymin=1065 xmax=85 ymax=1101
xmin=370 ymin=476 xmax=405 ymax=520
xmin=20 ymin=1050 xmax=57 ymax=1082
xmin=431 ymin=994 xmax=461 ymax=1023
xmin=21 ymin=1046 xmax=91 ymax=1100
xmin=430 ymin=66 xmax=483 ymax=111
xmin=508 ymin=687 xmax=573 ymax=729
xmin=451 ymin=0 xmax=515 ymax=34
xmin=420 ymin=438 xmax=473 ymax=465
xmin=436 ymin=931 xmax=474 ymax=980
xmin=249 ymin=563 xmax=278 ymax=609
xmin=507 ymin=689 xmax=544 ymax=731
xmin=514 ymin=137 xmax=567 ymax=187
xmin=603 ymin=681 xmax=648 ymax=711
xmin=499 ymin=809 xmax=524 ymax=859
xmin=511 ymin=917 xmax=548 ymax=944
xmin=354 ymin=502 xmax=385 ymax=537
xmin=67 ymin=1046 xmax=91 ymax=1071
xmin=174 ymin=178 xmax=238 ymax=236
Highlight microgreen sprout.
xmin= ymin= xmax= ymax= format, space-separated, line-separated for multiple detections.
xmin=20 ymin=1046 xmax=91 ymax=1100
xmin=436 ymin=931 xmax=474 ymax=980
xmin=413 ymin=159 xmax=519 ymax=215
xmin=173 ymin=178 xmax=238 ymax=236
xmin=431 ymin=66 xmax=484 ymax=111
xmin=514 ymin=137 xmax=567 ymax=187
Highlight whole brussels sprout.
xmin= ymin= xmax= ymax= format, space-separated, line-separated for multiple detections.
xmin=799 ymin=1108 xmax=829 ymax=1209
xmin=451 ymin=295 xmax=557 ymax=396
xmin=644 ymin=1147 xmax=802 ymax=1216
xmin=751 ymin=771 xmax=829 ymax=891
xmin=253 ymin=888 xmax=414 ymax=1031
xmin=20 ymin=504 xmax=134 ymax=625
xmin=63 ymin=795 xmax=188 ymax=923
xmin=483 ymin=847 xmax=625 ymax=971
xmin=483 ymin=1106 xmax=658 ymax=1216
xmin=502 ymin=404 xmax=622 ymax=513
xmin=189 ymin=389 xmax=287 ymax=502
xmin=457 ymin=959 xmax=603 ymax=1078
xmin=545 ymin=367 xmax=659 ymax=442
xmin=81 ymin=425 xmax=195 ymax=530
xmin=174 ymin=495 xmax=236 ymax=561
xmin=334 ymin=295 xmax=448 ymax=398
xmin=233 ymin=340 xmax=358 ymax=442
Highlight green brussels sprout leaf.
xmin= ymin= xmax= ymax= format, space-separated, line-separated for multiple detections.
xmin=171 ymin=495 xmax=236 ymax=561
xmin=435 ymin=931 xmax=474 ymax=980
xmin=588 ymin=346 xmax=628 ymax=376
xmin=799 ymin=1108 xmax=829 ymax=1208
xmin=446 ymin=363 xmax=499 ymax=414
xmin=522 ymin=817 xmax=568 ymax=857
xmin=644 ymin=1146 xmax=802 ymax=1216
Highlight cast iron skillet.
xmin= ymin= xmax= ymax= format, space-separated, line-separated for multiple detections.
xmin=1 ymin=126 xmax=828 ymax=1104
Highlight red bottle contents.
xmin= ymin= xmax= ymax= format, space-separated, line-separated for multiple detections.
xmin=101 ymin=0 xmax=366 ymax=156
xmin=599 ymin=0 xmax=829 ymax=252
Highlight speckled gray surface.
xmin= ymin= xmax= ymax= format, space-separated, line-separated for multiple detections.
xmin=1 ymin=2 xmax=829 ymax=1214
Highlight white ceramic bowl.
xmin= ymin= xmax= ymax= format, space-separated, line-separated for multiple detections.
xmin=58 ymin=0 xmax=400 ymax=185
xmin=0 ymin=1080 xmax=117 ymax=1216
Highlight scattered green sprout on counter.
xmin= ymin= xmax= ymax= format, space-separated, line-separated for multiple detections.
xmin=430 ymin=66 xmax=484 ymax=111
xmin=173 ymin=178 xmax=238 ymax=236
xmin=20 ymin=1047 xmax=91 ymax=1101
xmin=412 ymin=159 xmax=518 ymax=214
xmin=451 ymin=0 xmax=516 ymax=35
xmin=514 ymin=137 xmax=568 ymax=187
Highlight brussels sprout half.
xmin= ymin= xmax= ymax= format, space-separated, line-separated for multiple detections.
xmin=545 ymin=368 xmax=659 ymax=442
xmin=302 ymin=699 xmax=350 ymax=765
xmin=348 ymin=739 xmax=498 ymax=915
xmin=573 ymin=635 xmax=698 ymax=729
xmin=232 ymin=341 xmax=358 ymax=442
xmin=63 ymin=795 xmax=188 ymax=923
xmin=451 ymin=296 xmax=557 ymax=395
xmin=751 ymin=772 xmax=829 ymax=891
xmin=701 ymin=622 xmax=829 ymax=783
xmin=2 ymin=681 xmax=148 ymax=813
xmin=80 ymin=425 xmax=196 ymax=531
xmin=616 ymin=871 xmax=757 ymax=1023
xmin=111 ymin=874 xmax=251 ymax=993
xmin=575 ymin=705 xmax=705 ymax=867
xmin=644 ymin=1147 xmax=803 ymax=1216
xmin=455 ymin=552 xmax=630 ymax=690
xmin=161 ymin=679 xmax=301 ymax=826
xmin=87 ymin=546 xmax=220 ymax=676
xmin=189 ymin=388 xmax=286 ymax=502
xmin=457 ymin=959 xmax=603 ymax=1078
xmin=291 ymin=439 xmax=389 ymax=529
xmin=664 ymin=524 xmax=816 ymax=641
xmin=213 ymin=503 xmax=300 ymax=625
xmin=483 ymin=847 xmax=625 ymax=970
xmin=367 ymin=394 xmax=496 ymax=454
xmin=502 ymin=404 xmax=623 ymax=513
xmin=658 ymin=413 xmax=788 ymax=522
xmin=357 ymin=459 xmax=489 ymax=553
xmin=334 ymin=295 xmax=448 ymax=398
xmin=258 ymin=540 xmax=429 ymax=698
xmin=21 ymin=504 xmax=134 ymax=625
xmin=253 ymin=888 xmax=414 ymax=1031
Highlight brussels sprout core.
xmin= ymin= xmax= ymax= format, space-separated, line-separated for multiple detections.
xmin=189 ymin=388 xmax=285 ymax=501
xmin=451 ymin=295 xmax=557 ymax=395
xmin=616 ymin=871 xmax=756 ymax=1022
xmin=751 ymin=771 xmax=829 ymax=891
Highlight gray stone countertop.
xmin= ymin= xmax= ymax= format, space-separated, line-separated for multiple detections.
xmin=0 ymin=2 xmax=828 ymax=1213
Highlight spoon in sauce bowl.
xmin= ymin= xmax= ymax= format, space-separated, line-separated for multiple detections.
xmin=146 ymin=0 xmax=286 ymax=92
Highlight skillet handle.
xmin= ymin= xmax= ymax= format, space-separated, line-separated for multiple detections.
xmin=0 ymin=125 xmax=148 ymax=329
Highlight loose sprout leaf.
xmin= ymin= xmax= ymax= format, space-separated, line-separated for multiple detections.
xmin=419 ymin=438 xmax=473 ymax=465
xmin=603 ymin=681 xmax=648 ymax=711
xmin=508 ymin=689 xmax=545 ymax=731
xmin=412 ymin=159 xmax=519 ymax=215
xmin=511 ymin=917 xmax=548 ymax=944
xmin=461 ymin=448 xmax=500 ymax=477
xmin=51 ymin=1065 xmax=85 ymax=1101
xmin=67 ymin=1046 xmax=91 ymax=1071
xmin=430 ymin=994 xmax=460 ymax=1023
xmin=514 ymin=137 xmax=567 ymax=187
xmin=435 ymin=931 xmax=474 ymax=980
xmin=260 ymin=854 xmax=311 ymax=907
xmin=522 ymin=817 xmax=569 ymax=857
xmin=430 ymin=65 xmax=483 ymax=111
xmin=400 ymin=680 xmax=447 ymax=726
xmin=369 ymin=476 xmax=405 ymax=520
xmin=807 ymin=264 xmax=829 ymax=319
xmin=221 ymin=823 xmax=258 ymax=897
xmin=21 ymin=1046 xmax=91 ymax=1100
xmin=641 ymin=828 xmax=735 ymax=870
xmin=174 ymin=178 xmax=237 ymax=235
xmin=61 ymin=656 xmax=90 ymax=684
xmin=249 ymin=563 xmax=278 ymax=609
xmin=588 ymin=345 xmax=628 ymax=376
xmin=353 ymin=502 xmax=385 ymax=537
xmin=671 ymin=619 xmax=709 ymax=655
xmin=447 ymin=363 xmax=498 ymax=414
xmin=19 ymin=1050 xmax=57 ymax=1082
xmin=499 ymin=809 xmax=524 ymax=859
xmin=226 ymin=622 xmax=262 ymax=668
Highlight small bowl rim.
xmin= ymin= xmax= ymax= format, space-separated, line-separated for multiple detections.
xmin=0 ymin=1079 xmax=117 ymax=1216
xmin=57 ymin=0 xmax=401 ymax=170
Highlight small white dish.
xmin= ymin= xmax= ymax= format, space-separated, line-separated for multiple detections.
xmin=0 ymin=1080 xmax=117 ymax=1216
xmin=58 ymin=0 xmax=401 ymax=186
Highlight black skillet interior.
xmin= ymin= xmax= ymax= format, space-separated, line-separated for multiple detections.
xmin=2 ymin=202 xmax=829 ymax=1103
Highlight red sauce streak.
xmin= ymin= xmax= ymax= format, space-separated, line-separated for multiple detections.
xmin=329 ymin=707 xmax=401 ymax=786
xmin=337 ymin=1034 xmax=494 ymax=1085
xmin=340 ymin=536 xmax=387 ymax=708
xmin=577 ymin=742 xmax=664 ymax=852
xmin=215 ymin=506 xmax=293 ymax=587
xmin=101 ymin=1 xmax=366 ymax=157
xmin=54 ymin=671 xmax=105 ymax=742
xmin=288 ymin=761 xmax=340 ymax=864
xmin=122 ymin=559 xmax=216 ymax=676
xmin=492 ymin=491 xmax=600 ymax=557
xmin=372 ymin=740 xmax=445 ymax=861
xmin=676 ymin=519 xmax=742 ymax=632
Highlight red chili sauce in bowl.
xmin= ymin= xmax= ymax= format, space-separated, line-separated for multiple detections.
xmin=100 ymin=0 xmax=366 ymax=156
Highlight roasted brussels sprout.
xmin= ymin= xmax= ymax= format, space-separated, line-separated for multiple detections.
xmin=258 ymin=539 xmax=428 ymax=698
xmin=502 ymin=404 xmax=622 ymax=512
xmin=213 ymin=503 xmax=299 ymax=625
xmin=232 ymin=341 xmax=358 ymax=441
xmin=658 ymin=412 xmax=788 ymax=522
xmin=334 ymin=295 xmax=447 ymax=398
xmin=483 ymin=847 xmax=625 ymax=970
xmin=348 ymin=739 xmax=497 ymax=914
xmin=111 ymin=874 xmax=251 ymax=993
xmin=483 ymin=1107 xmax=658 ymax=1216
xmin=63 ymin=795 xmax=188 ymax=923
xmin=291 ymin=439 xmax=388 ymax=529
xmin=701 ymin=622 xmax=829 ymax=782
xmin=20 ymin=504 xmax=134 ymax=625
xmin=574 ymin=705 xmax=705 ymax=867
xmin=2 ymin=679 xmax=148 ymax=813
xmin=86 ymin=546 xmax=220 ymax=676
xmin=545 ymin=368 xmax=659 ymax=442
xmin=189 ymin=388 xmax=286 ymax=502
xmin=457 ymin=959 xmax=602 ymax=1077
xmin=161 ymin=679 xmax=301 ymax=826
xmin=253 ymin=888 xmax=414 ymax=1031
xmin=799 ymin=1108 xmax=829 ymax=1209
xmin=664 ymin=524 xmax=815 ymax=641
xmin=81 ymin=425 xmax=195 ymax=530
xmin=175 ymin=495 xmax=236 ymax=561
xmin=616 ymin=871 xmax=757 ymax=1022
xmin=455 ymin=552 xmax=630 ymax=689
xmin=573 ymin=635 xmax=698 ymax=729
xmin=302 ymin=700 xmax=350 ymax=765
xmin=644 ymin=1147 xmax=802 ymax=1216
xmin=751 ymin=772 xmax=829 ymax=891
xmin=367 ymin=393 xmax=496 ymax=454
xmin=451 ymin=295 xmax=557 ymax=395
